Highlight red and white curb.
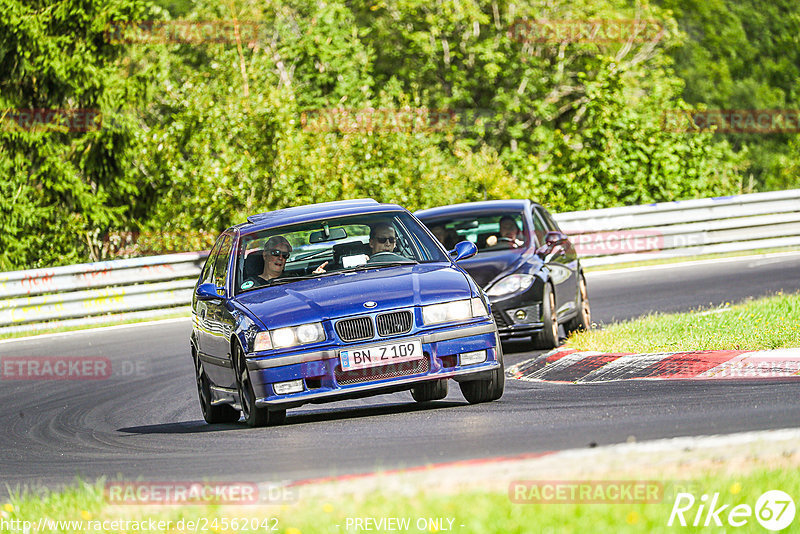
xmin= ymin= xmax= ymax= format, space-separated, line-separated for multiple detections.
xmin=509 ymin=347 xmax=800 ymax=383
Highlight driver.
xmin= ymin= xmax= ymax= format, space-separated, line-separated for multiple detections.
xmin=369 ymin=222 xmax=397 ymax=255
xmin=486 ymin=216 xmax=524 ymax=248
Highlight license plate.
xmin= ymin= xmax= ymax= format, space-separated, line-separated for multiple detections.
xmin=339 ymin=339 xmax=423 ymax=371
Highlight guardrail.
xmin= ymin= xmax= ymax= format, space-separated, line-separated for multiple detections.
xmin=1 ymin=189 xmax=798 ymax=335
xmin=0 ymin=253 xmax=206 ymax=335
xmin=552 ymin=189 xmax=800 ymax=267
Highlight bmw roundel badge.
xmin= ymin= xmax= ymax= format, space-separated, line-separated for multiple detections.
xmin=363 ymin=301 xmax=377 ymax=308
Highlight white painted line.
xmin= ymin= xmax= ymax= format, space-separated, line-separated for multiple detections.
xmin=0 ymin=316 xmax=192 ymax=346
xmin=586 ymin=250 xmax=800 ymax=277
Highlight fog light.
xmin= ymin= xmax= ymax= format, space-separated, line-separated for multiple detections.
xmin=460 ymin=350 xmax=487 ymax=366
xmin=514 ymin=309 xmax=527 ymax=320
xmin=273 ymin=379 xmax=304 ymax=395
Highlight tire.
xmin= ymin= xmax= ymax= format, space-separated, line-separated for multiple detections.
xmin=566 ymin=274 xmax=591 ymax=335
xmin=194 ymin=353 xmax=240 ymax=424
xmin=459 ymin=348 xmax=505 ymax=404
xmin=411 ymin=379 xmax=448 ymax=402
xmin=532 ymin=282 xmax=559 ymax=349
xmin=234 ymin=344 xmax=286 ymax=427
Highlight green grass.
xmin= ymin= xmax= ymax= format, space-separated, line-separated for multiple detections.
xmin=584 ymin=246 xmax=800 ymax=272
xmin=2 ymin=468 xmax=799 ymax=533
xmin=568 ymin=291 xmax=800 ymax=353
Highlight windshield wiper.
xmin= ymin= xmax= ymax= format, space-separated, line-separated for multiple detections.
xmin=267 ymin=275 xmax=319 ymax=286
xmin=347 ymin=260 xmax=418 ymax=271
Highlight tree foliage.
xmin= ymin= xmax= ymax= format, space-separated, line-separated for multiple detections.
xmin=3 ymin=0 xmax=785 ymax=269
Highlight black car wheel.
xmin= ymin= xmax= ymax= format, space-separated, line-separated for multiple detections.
xmin=533 ymin=282 xmax=559 ymax=349
xmin=234 ymin=344 xmax=286 ymax=427
xmin=411 ymin=379 xmax=448 ymax=402
xmin=459 ymin=349 xmax=504 ymax=404
xmin=566 ymin=274 xmax=591 ymax=334
xmin=194 ymin=352 xmax=240 ymax=424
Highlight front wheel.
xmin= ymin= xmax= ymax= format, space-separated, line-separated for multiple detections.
xmin=459 ymin=349 xmax=504 ymax=404
xmin=532 ymin=282 xmax=559 ymax=349
xmin=194 ymin=354 xmax=240 ymax=424
xmin=411 ymin=379 xmax=448 ymax=402
xmin=234 ymin=344 xmax=286 ymax=427
xmin=566 ymin=274 xmax=591 ymax=334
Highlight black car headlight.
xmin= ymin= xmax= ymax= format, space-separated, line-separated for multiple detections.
xmin=486 ymin=274 xmax=535 ymax=297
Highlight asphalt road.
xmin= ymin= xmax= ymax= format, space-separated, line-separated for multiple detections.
xmin=1 ymin=252 xmax=799 ymax=494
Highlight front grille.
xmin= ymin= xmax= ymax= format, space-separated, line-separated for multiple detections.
xmin=335 ymin=316 xmax=374 ymax=342
xmin=335 ymin=356 xmax=430 ymax=385
xmin=376 ymin=310 xmax=413 ymax=336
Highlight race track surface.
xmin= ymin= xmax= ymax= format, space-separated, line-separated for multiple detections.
xmin=1 ymin=253 xmax=799 ymax=494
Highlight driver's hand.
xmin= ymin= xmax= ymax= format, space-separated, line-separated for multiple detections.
xmin=313 ymin=261 xmax=328 ymax=274
xmin=485 ymin=235 xmax=498 ymax=247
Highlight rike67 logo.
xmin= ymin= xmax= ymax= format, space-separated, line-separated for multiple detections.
xmin=668 ymin=490 xmax=795 ymax=531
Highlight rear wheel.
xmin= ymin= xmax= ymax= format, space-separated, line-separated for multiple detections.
xmin=411 ymin=379 xmax=448 ymax=402
xmin=532 ymin=283 xmax=559 ymax=349
xmin=566 ymin=274 xmax=591 ymax=334
xmin=194 ymin=353 xmax=240 ymax=424
xmin=234 ymin=344 xmax=286 ymax=427
xmin=459 ymin=349 xmax=504 ymax=404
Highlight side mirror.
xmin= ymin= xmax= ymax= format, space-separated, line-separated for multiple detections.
xmin=196 ymin=282 xmax=224 ymax=301
xmin=536 ymin=231 xmax=568 ymax=257
xmin=451 ymin=240 xmax=478 ymax=261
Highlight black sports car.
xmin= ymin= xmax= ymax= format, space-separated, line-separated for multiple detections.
xmin=416 ymin=200 xmax=591 ymax=348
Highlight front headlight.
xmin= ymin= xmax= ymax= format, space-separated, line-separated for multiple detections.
xmin=422 ymin=298 xmax=489 ymax=325
xmin=254 ymin=322 xmax=326 ymax=351
xmin=486 ymin=274 xmax=534 ymax=297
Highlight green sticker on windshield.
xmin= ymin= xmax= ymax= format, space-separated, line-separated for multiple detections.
xmin=241 ymin=280 xmax=254 ymax=289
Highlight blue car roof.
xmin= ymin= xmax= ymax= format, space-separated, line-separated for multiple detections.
xmin=236 ymin=199 xmax=407 ymax=234
xmin=415 ymin=199 xmax=533 ymax=220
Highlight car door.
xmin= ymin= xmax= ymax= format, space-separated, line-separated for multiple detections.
xmin=203 ymin=233 xmax=237 ymax=388
xmin=532 ymin=205 xmax=579 ymax=320
xmin=194 ymin=237 xmax=223 ymax=361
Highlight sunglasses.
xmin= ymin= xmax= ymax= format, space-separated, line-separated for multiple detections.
xmin=267 ymin=249 xmax=290 ymax=259
xmin=374 ymin=236 xmax=396 ymax=244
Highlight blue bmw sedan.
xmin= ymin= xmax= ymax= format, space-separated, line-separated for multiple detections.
xmin=191 ymin=199 xmax=503 ymax=426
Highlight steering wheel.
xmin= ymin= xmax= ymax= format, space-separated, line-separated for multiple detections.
xmin=368 ymin=251 xmax=400 ymax=263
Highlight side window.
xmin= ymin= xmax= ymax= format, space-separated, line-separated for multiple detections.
xmin=531 ymin=208 xmax=549 ymax=247
xmin=212 ymin=235 xmax=233 ymax=290
xmin=537 ymin=206 xmax=562 ymax=232
xmin=200 ymin=238 xmax=224 ymax=284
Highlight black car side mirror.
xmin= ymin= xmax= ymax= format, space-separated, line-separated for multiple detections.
xmin=536 ymin=231 xmax=568 ymax=257
xmin=451 ymin=240 xmax=478 ymax=261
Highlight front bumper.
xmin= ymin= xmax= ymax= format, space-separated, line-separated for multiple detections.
xmin=246 ymin=321 xmax=499 ymax=408
xmin=489 ymin=291 xmax=543 ymax=340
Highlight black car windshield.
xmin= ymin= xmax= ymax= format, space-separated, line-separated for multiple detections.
xmin=421 ymin=212 xmax=528 ymax=253
xmin=235 ymin=211 xmax=447 ymax=294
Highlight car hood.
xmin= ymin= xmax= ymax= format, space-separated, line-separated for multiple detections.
xmin=235 ymin=264 xmax=473 ymax=329
xmin=457 ymin=249 xmax=534 ymax=288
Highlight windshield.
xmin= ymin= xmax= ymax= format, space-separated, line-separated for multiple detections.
xmin=420 ymin=212 xmax=528 ymax=253
xmin=235 ymin=211 xmax=447 ymax=294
